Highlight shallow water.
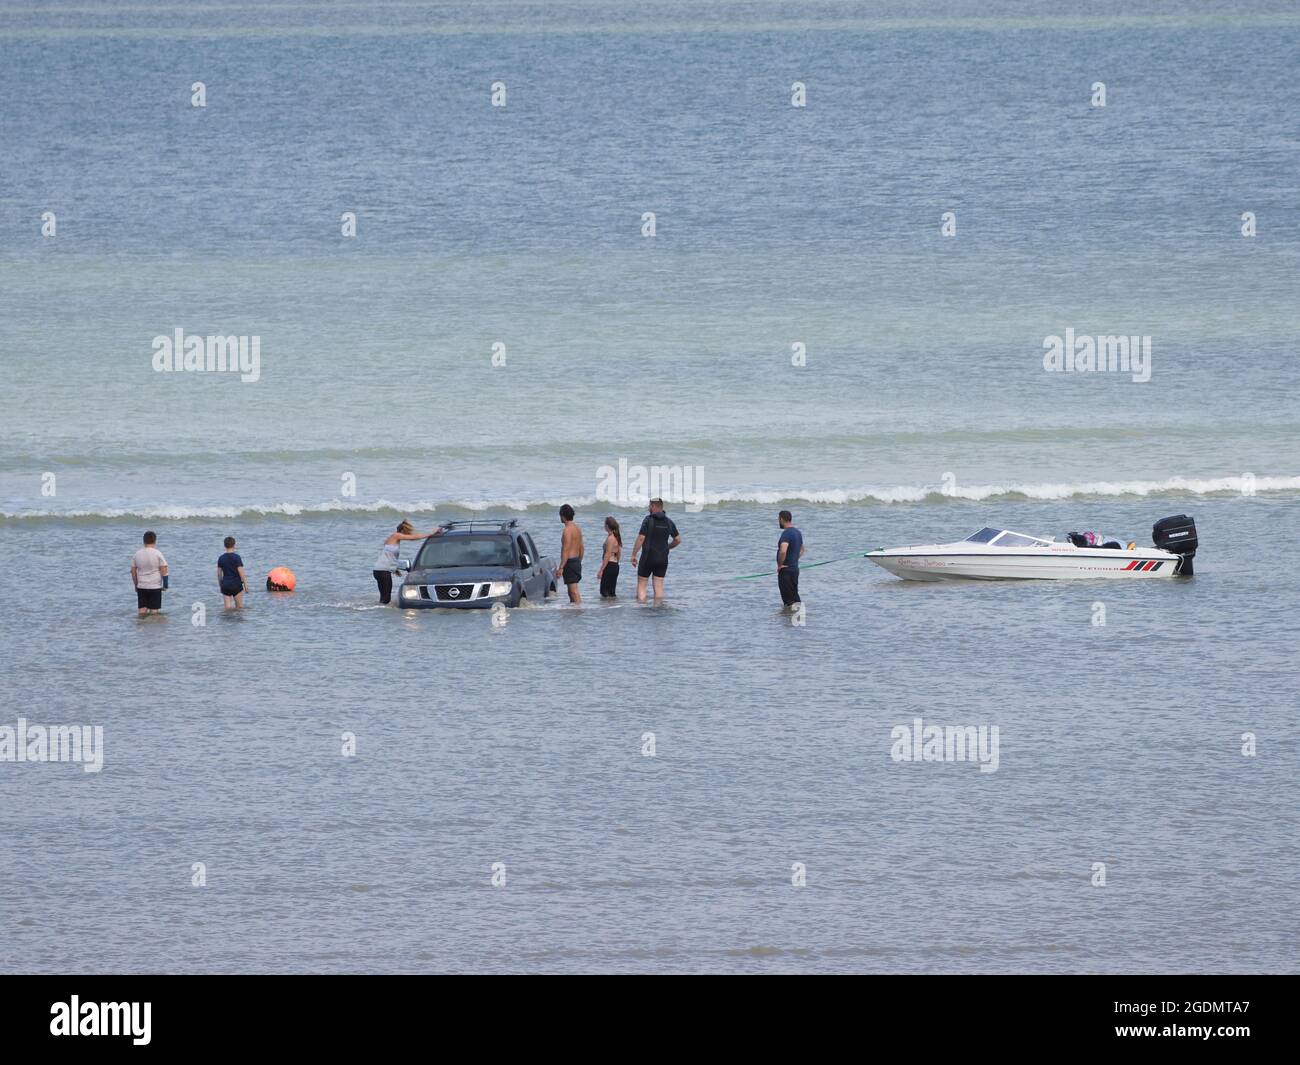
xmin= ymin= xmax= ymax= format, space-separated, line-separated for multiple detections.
xmin=0 ymin=0 xmax=1297 ymax=973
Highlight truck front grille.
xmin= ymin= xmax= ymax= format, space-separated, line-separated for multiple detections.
xmin=435 ymin=583 xmax=482 ymax=601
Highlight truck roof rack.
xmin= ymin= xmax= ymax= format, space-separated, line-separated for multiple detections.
xmin=438 ymin=519 xmax=519 ymax=533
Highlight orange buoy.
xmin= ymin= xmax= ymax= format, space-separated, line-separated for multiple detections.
xmin=266 ymin=566 xmax=296 ymax=591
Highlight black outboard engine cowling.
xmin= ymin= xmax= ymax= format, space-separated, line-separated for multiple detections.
xmin=1153 ymin=514 xmax=1197 ymax=576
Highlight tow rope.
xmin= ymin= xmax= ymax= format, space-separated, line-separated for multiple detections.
xmin=731 ymin=550 xmax=877 ymax=580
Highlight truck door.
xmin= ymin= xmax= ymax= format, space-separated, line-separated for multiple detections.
xmin=517 ymin=534 xmax=542 ymax=599
xmin=527 ymin=533 xmax=549 ymax=597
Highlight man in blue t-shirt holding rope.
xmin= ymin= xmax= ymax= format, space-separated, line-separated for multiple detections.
xmin=777 ymin=510 xmax=805 ymax=609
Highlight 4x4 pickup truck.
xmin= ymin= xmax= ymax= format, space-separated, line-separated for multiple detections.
xmin=397 ymin=520 xmax=557 ymax=609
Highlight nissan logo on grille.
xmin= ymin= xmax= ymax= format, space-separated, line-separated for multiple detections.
xmin=448 ymin=587 xmax=461 ymax=598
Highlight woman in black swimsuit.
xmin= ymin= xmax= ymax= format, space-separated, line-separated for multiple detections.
xmin=598 ymin=517 xmax=621 ymax=598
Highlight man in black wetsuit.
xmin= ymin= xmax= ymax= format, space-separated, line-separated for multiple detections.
xmin=630 ymin=498 xmax=681 ymax=602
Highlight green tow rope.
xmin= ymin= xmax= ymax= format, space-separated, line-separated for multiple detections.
xmin=731 ymin=550 xmax=876 ymax=580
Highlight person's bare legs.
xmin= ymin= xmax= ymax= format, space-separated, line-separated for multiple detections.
xmin=652 ymin=576 xmax=666 ymax=601
xmin=567 ymin=581 xmax=581 ymax=604
xmin=636 ymin=576 xmax=649 ymax=602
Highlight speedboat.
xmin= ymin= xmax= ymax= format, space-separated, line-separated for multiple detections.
xmin=867 ymin=514 xmax=1197 ymax=581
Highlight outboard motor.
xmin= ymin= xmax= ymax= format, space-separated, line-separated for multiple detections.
xmin=1153 ymin=514 xmax=1197 ymax=576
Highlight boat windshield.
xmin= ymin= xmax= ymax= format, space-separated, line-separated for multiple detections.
xmin=992 ymin=531 xmax=1052 ymax=548
xmin=964 ymin=527 xmax=1003 ymax=543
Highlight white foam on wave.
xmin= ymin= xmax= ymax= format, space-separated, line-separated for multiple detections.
xmin=0 ymin=498 xmax=440 ymax=522
xmin=2 ymin=475 xmax=1296 ymax=523
xmin=661 ymin=474 xmax=1300 ymax=506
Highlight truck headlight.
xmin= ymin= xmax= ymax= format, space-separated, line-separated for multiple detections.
xmin=486 ymin=581 xmax=513 ymax=597
xmin=400 ymin=585 xmax=419 ymax=601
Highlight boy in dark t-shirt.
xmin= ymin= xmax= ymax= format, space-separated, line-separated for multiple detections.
xmin=217 ymin=536 xmax=247 ymax=610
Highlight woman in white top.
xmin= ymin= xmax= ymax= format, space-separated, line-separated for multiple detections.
xmin=374 ymin=520 xmax=441 ymax=604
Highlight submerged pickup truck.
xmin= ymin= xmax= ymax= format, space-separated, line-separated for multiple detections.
xmin=397 ymin=520 xmax=557 ymax=609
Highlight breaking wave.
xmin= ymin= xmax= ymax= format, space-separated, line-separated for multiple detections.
xmin=2 ymin=475 xmax=1295 ymax=525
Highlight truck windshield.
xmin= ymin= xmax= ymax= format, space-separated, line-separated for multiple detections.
xmin=415 ymin=536 xmax=515 ymax=569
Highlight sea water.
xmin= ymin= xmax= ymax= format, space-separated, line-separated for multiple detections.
xmin=0 ymin=0 xmax=1296 ymax=973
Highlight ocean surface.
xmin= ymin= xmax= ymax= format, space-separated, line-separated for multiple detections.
xmin=1 ymin=0 xmax=1297 ymax=974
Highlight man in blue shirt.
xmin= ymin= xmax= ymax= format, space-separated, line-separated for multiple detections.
xmin=777 ymin=510 xmax=805 ymax=609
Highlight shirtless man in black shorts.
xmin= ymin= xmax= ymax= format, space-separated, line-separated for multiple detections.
xmin=555 ymin=503 xmax=584 ymax=603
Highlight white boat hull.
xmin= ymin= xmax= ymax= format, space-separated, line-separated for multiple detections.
xmin=868 ymin=547 xmax=1183 ymax=581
